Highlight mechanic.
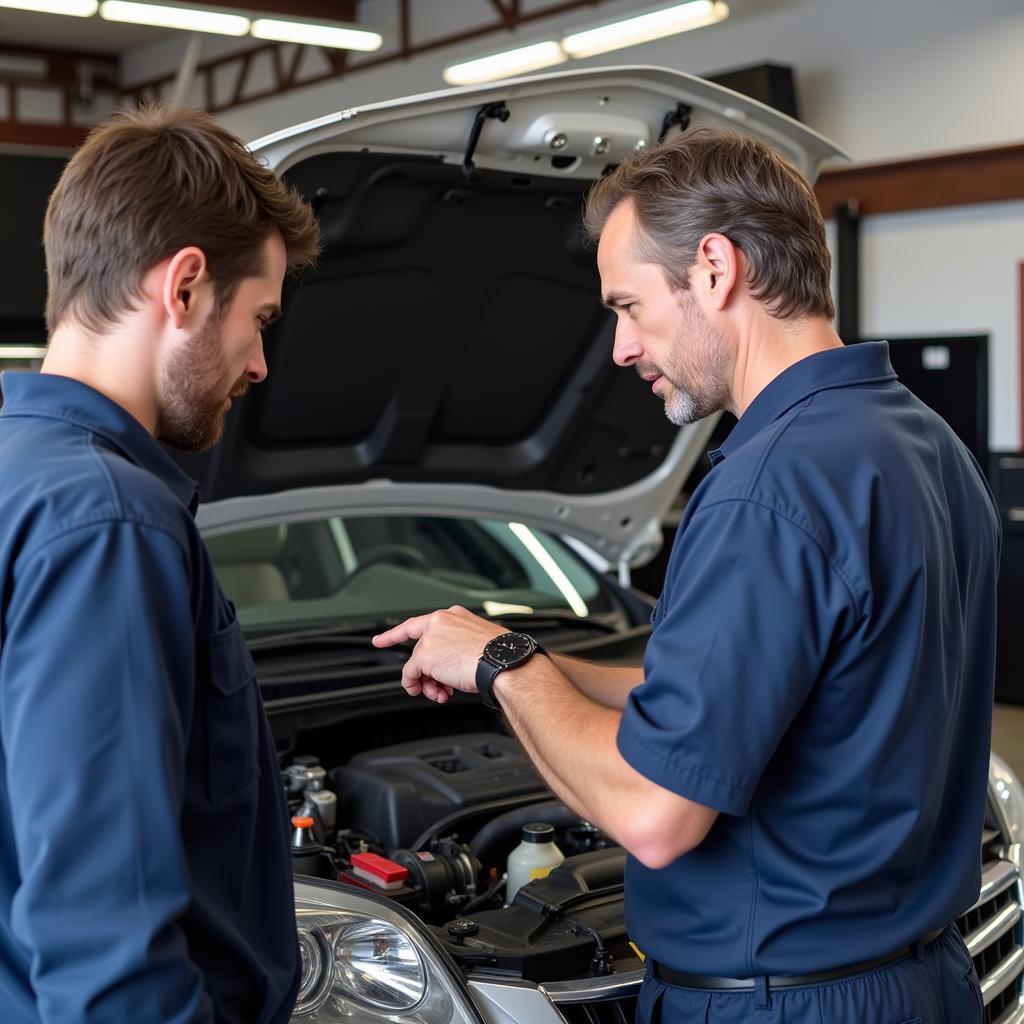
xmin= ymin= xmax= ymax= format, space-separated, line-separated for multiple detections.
xmin=0 ymin=105 xmax=318 ymax=1022
xmin=373 ymin=127 xmax=999 ymax=1022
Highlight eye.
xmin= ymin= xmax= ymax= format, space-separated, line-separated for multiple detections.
xmin=257 ymin=315 xmax=269 ymax=331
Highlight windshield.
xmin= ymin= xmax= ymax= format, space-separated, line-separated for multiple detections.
xmin=205 ymin=514 xmax=613 ymax=633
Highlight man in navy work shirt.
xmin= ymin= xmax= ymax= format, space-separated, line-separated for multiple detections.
xmin=373 ymin=127 xmax=999 ymax=1022
xmin=0 ymin=105 xmax=318 ymax=1022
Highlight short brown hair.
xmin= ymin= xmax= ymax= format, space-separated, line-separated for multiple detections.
xmin=45 ymin=102 xmax=320 ymax=335
xmin=583 ymin=127 xmax=834 ymax=321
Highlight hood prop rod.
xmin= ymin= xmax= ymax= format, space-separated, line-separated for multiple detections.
xmin=658 ymin=102 xmax=692 ymax=144
xmin=462 ymin=101 xmax=510 ymax=179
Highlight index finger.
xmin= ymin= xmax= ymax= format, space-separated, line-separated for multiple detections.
xmin=372 ymin=615 xmax=432 ymax=648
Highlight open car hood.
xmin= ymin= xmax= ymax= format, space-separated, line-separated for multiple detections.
xmin=189 ymin=66 xmax=845 ymax=568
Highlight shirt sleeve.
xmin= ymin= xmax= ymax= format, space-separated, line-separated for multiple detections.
xmin=617 ymin=499 xmax=858 ymax=817
xmin=0 ymin=520 xmax=214 ymax=1023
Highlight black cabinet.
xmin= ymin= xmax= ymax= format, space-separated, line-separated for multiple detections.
xmin=0 ymin=152 xmax=66 ymax=346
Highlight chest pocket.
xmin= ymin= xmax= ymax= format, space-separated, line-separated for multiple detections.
xmin=205 ymin=614 xmax=261 ymax=802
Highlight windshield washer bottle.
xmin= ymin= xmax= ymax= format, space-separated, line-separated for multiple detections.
xmin=505 ymin=822 xmax=564 ymax=904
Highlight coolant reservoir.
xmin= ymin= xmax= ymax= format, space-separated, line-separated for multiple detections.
xmin=505 ymin=822 xmax=564 ymax=904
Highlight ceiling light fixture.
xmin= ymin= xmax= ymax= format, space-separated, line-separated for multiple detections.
xmin=0 ymin=0 xmax=97 ymax=15
xmin=561 ymin=0 xmax=729 ymax=59
xmin=443 ymin=40 xmax=566 ymax=86
xmin=251 ymin=17 xmax=382 ymax=51
xmin=99 ymin=1 xmax=250 ymax=36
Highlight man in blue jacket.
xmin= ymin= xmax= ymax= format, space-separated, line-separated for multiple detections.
xmin=373 ymin=128 xmax=998 ymax=1022
xmin=0 ymin=104 xmax=318 ymax=1022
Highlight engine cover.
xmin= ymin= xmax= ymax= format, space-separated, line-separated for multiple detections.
xmin=330 ymin=733 xmax=545 ymax=849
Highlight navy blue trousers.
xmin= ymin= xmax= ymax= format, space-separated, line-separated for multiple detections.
xmin=637 ymin=926 xmax=983 ymax=1023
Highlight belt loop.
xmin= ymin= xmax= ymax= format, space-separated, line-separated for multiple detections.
xmin=914 ymin=938 xmax=925 ymax=963
xmin=754 ymin=974 xmax=771 ymax=1010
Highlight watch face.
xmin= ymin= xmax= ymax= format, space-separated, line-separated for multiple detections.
xmin=484 ymin=632 xmax=535 ymax=667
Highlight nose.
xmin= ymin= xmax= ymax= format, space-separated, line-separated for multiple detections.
xmin=611 ymin=318 xmax=643 ymax=368
xmin=247 ymin=336 xmax=268 ymax=383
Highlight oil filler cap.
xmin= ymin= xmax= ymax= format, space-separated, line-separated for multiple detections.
xmin=447 ymin=919 xmax=479 ymax=941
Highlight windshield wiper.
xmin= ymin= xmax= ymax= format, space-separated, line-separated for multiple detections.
xmin=246 ymin=609 xmax=621 ymax=654
xmin=245 ymin=619 xmax=412 ymax=653
xmin=487 ymin=609 xmax=623 ymax=633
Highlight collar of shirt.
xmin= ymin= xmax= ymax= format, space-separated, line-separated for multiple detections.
xmin=0 ymin=371 xmax=200 ymax=516
xmin=708 ymin=341 xmax=897 ymax=466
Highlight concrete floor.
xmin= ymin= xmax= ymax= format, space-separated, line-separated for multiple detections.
xmin=993 ymin=703 xmax=1024 ymax=779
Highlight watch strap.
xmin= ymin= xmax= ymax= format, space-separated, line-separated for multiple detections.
xmin=475 ymin=657 xmax=505 ymax=711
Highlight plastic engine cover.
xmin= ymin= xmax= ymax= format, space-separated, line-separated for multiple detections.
xmin=330 ymin=733 xmax=545 ymax=849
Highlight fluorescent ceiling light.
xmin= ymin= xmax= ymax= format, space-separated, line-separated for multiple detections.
xmin=251 ymin=18 xmax=382 ymax=51
xmin=444 ymin=40 xmax=566 ymax=86
xmin=0 ymin=346 xmax=48 ymax=360
xmin=562 ymin=0 xmax=729 ymax=58
xmin=99 ymin=1 xmax=250 ymax=35
xmin=0 ymin=0 xmax=97 ymax=14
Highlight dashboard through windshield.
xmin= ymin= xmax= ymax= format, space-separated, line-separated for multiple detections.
xmin=205 ymin=514 xmax=615 ymax=633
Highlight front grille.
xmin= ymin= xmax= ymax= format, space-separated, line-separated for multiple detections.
xmin=954 ymin=810 xmax=1024 ymax=1024
xmin=543 ymin=972 xmax=643 ymax=1024
xmin=558 ymin=995 xmax=638 ymax=1024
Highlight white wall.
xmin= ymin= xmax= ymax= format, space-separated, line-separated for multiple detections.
xmin=858 ymin=203 xmax=1024 ymax=451
xmin=119 ymin=0 xmax=1024 ymax=447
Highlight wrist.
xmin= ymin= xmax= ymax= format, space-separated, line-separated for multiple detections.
xmin=492 ymin=652 xmax=547 ymax=703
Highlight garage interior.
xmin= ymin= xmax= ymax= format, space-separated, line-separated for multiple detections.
xmin=3 ymin=0 xmax=1022 ymax=763
xmin=1 ymin=0 xmax=1023 ymax=1021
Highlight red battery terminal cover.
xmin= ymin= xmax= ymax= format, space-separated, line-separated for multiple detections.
xmin=350 ymin=852 xmax=409 ymax=890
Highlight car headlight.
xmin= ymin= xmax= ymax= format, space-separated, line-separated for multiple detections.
xmin=990 ymin=752 xmax=1024 ymax=846
xmin=291 ymin=879 xmax=483 ymax=1023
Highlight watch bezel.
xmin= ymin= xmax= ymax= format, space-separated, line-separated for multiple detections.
xmin=483 ymin=631 xmax=537 ymax=668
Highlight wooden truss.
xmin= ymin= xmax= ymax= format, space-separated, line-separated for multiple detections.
xmin=0 ymin=0 xmax=608 ymax=148
xmin=0 ymin=42 xmax=118 ymax=148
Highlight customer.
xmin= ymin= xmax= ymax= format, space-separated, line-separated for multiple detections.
xmin=373 ymin=127 xmax=998 ymax=1022
xmin=0 ymin=104 xmax=318 ymax=1022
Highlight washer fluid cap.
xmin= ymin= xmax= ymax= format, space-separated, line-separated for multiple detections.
xmin=521 ymin=822 xmax=556 ymax=843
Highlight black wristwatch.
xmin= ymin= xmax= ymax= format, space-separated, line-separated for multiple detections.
xmin=476 ymin=632 xmax=544 ymax=711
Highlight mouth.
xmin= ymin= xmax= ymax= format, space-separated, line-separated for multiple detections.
xmin=637 ymin=369 xmax=665 ymax=397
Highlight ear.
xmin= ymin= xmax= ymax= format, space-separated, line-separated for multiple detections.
xmin=160 ymin=246 xmax=211 ymax=330
xmin=692 ymin=233 xmax=739 ymax=312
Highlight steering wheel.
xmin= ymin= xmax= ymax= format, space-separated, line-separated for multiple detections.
xmin=344 ymin=544 xmax=432 ymax=582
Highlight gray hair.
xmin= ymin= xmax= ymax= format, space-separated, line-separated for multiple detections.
xmin=583 ymin=126 xmax=834 ymax=321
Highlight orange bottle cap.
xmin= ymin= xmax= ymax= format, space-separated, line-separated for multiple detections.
xmin=292 ymin=816 xmax=315 ymax=828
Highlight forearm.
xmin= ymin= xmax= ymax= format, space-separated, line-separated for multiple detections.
xmin=496 ymin=659 xmax=613 ymax=826
xmin=493 ymin=657 xmax=711 ymax=863
xmin=373 ymin=608 xmax=716 ymax=867
xmin=548 ymin=653 xmax=642 ymax=710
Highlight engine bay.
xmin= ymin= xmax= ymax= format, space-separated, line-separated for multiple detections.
xmin=282 ymin=732 xmax=636 ymax=982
